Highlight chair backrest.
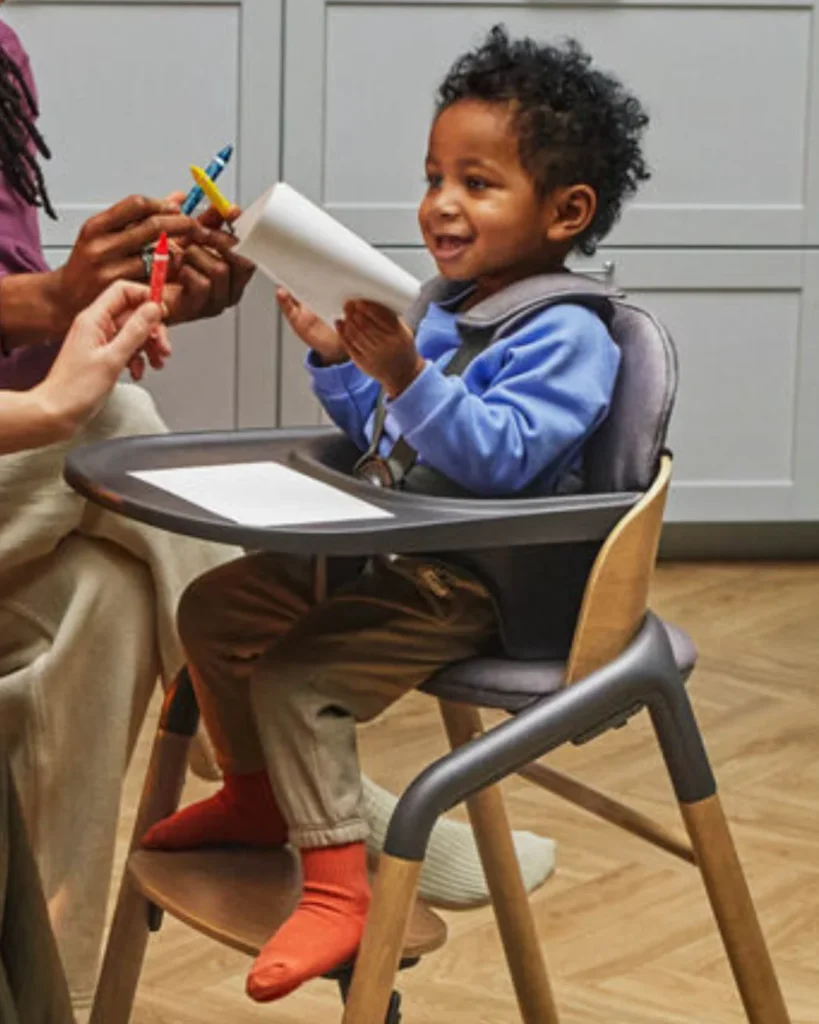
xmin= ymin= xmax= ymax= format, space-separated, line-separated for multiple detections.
xmin=436 ymin=290 xmax=679 ymax=663
xmin=561 ymin=296 xmax=678 ymax=682
xmin=565 ymin=455 xmax=672 ymax=684
xmin=563 ymin=297 xmax=678 ymax=682
xmin=585 ymin=298 xmax=678 ymax=494
xmin=556 ymin=286 xmax=679 ymax=679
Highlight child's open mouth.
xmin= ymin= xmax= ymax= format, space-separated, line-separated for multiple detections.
xmin=432 ymin=234 xmax=473 ymax=262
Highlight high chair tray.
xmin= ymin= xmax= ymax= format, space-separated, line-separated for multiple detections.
xmin=128 ymin=847 xmax=447 ymax=960
xmin=65 ymin=426 xmax=638 ymax=556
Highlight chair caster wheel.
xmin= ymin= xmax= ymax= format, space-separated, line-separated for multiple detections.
xmin=385 ymin=990 xmax=402 ymax=1024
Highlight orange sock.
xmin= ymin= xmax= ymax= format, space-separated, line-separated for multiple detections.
xmin=141 ymin=770 xmax=287 ymax=850
xmin=246 ymin=842 xmax=371 ymax=1002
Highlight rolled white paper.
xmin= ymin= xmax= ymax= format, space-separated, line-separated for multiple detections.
xmin=234 ymin=182 xmax=421 ymax=325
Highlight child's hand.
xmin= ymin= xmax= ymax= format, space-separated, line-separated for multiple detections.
xmin=277 ymin=288 xmax=347 ymax=365
xmin=336 ymin=301 xmax=424 ymax=398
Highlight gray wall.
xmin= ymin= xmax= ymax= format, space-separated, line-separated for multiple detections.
xmin=6 ymin=0 xmax=819 ymax=527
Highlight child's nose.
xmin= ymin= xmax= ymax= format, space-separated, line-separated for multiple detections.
xmin=431 ymin=187 xmax=461 ymax=218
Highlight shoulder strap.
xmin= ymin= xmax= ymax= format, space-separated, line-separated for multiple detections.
xmin=358 ymin=330 xmax=489 ymax=477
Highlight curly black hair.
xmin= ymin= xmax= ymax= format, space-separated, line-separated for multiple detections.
xmin=436 ymin=25 xmax=650 ymax=255
xmin=0 ymin=44 xmax=55 ymax=219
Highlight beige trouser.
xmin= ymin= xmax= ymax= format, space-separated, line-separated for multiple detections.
xmin=0 ymin=383 xmax=239 ymax=682
xmin=0 ymin=384 xmax=239 ymax=1012
xmin=179 ymin=552 xmax=497 ymax=848
xmin=0 ymin=755 xmax=74 ymax=1024
xmin=0 ymin=536 xmax=158 ymax=1013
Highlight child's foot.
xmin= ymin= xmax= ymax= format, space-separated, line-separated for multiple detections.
xmin=141 ymin=770 xmax=287 ymax=850
xmin=246 ymin=843 xmax=370 ymax=1002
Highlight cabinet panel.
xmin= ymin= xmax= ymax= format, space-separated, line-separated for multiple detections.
xmin=5 ymin=3 xmax=240 ymax=245
xmin=285 ymin=0 xmax=816 ymax=247
xmin=4 ymin=1 xmax=283 ymax=431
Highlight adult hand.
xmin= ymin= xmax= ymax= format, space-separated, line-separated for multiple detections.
xmin=160 ymin=203 xmax=256 ymax=325
xmin=34 ymin=281 xmax=168 ymax=437
xmin=336 ymin=300 xmax=423 ymax=397
xmin=48 ymin=195 xmax=207 ymax=334
xmin=277 ymin=288 xmax=347 ymax=365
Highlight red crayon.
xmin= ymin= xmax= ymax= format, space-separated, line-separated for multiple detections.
xmin=150 ymin=232 xmax=170 ymax=305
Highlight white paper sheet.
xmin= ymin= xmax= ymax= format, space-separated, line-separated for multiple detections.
xmin=130 ymin=462 xmax=394 ymax=527
xmin=234 ymin=182 xmax=421 ymax=324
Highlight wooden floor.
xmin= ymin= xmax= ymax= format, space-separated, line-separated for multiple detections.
xmin=113 ymin=562 xmax=819 ymax=1023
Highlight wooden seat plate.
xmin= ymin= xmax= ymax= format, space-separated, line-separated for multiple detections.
xmin=129 ymin=847 xmax=447 ymax=959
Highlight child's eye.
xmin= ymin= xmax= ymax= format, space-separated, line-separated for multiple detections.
xmin=425 ymin=173 xmax=443 ymax=189
xmin=466 ymin=177 xmax=490 ymax=192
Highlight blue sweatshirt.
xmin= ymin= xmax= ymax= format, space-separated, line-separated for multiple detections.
xmin=308 ymin=300 xmax=620 ymax=497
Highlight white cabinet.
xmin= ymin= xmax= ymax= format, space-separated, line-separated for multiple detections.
xmin=284 ymin=0 xmax=819 ymax=248
xmin=4 ymin=0 xmax=282 ymax=431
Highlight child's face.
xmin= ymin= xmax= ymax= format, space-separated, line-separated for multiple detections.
xmin=419 ymin=100 xmax=591 ymax=296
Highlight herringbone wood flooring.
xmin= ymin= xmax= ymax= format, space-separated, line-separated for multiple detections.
xmin=114 ymin=562 xmax=819 ymax=1023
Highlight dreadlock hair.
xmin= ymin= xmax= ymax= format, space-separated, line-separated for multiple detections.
xmin=0 ymin=44 xmax=55 ymax=219
xmin=436 ymin=26 xmax=650 ymax=256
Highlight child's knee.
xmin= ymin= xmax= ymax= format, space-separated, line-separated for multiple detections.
xmin=249 ymin=646 xmax=302 ymax=702
xmin=247 ymin=645 xmax=332 ymax=729
xmin=248 ymin=642 xmax=380 ymax=729
xmin=176 ymin=571 xmax=223 ymax=656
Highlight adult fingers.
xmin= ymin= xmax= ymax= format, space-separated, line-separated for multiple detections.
xmin=102 ymin=213 xmax=206 ymax=261
xmin=184 ymin=246 xmax=230 ymax=314
xmin=108 ymin=302 xmax=164 ymax=362
xmin=79 ymin=195 xmax=180 ymax=240
xmin=80 ymin=280 xmax=152 ymax=326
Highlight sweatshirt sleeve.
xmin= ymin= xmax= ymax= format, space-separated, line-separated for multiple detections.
xmin=386 ymin=305 xmax=621 ymax=496
xmin=306 ymin=350 xmax=380 ymax=451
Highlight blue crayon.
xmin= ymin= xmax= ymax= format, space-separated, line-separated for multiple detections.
xmin=181 ymin=143 xmax=234 ymax=216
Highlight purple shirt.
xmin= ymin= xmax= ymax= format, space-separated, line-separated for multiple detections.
xmin=0 ymin=19 xmax=60 ymax=390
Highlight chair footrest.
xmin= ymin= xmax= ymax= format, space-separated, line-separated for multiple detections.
xmin=128 ymin=847 xmax=447 ymax=960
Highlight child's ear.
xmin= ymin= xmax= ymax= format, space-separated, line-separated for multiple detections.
xmin=544 ymin=185 xmax=597 ymax=245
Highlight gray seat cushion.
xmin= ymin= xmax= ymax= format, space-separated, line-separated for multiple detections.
xmin=421 ymin=620 xmax=696 ymax=712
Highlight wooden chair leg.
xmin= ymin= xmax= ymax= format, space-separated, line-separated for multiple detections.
xmin=90 ymin=727 xmax=191 ymax=1024
xmin=681 ymin=795 xmax=791 ymax=1024
xmin=342 ymin=855 xmax=422 ymax=1023
xmin=440 ymin=700 xmax=560 ymax=1024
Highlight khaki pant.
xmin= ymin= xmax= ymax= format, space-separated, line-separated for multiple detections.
xmin=0 ymin=755 xmax=74 ymax=1024
xmin=179 ymin=553 xmax=497 ymax=848
xmin=0 ymin=384 xmax=239 ymax=1011
xmin=0 ymin=383 xmax=239 ymax=683
xmin=0 ymin=536 xmax=158 ymax=1014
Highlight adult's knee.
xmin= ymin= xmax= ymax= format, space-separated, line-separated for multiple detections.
xmin=89 ymin=384 xmax=168 ymax=442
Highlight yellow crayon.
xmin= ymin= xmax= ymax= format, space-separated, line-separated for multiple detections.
xmin=189 ymin=164 xmax=234 ymax=219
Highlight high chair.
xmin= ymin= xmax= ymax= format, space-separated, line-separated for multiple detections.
xmin=65 ymin=281 xmax=791 ymax=1024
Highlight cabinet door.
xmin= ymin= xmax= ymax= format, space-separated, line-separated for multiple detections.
xmin=570 ymin=250 xmax=819 ymax=523
xmin=284 ymin=0 xmax=819 ymax=249
xmin=4 ymin=0 xmax=282 ymax=430
xmin=280 ymin=246 xmax=819 ymax=522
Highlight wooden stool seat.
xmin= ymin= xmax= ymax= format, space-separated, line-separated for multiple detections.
xmin=128 ymin=847 xmax=447 ymax=960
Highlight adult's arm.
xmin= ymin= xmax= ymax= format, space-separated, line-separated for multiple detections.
xmin=0 ymin=280 xmax=166 ymax=454
xmin=0 ymin=195 xmax=204 ymax=353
